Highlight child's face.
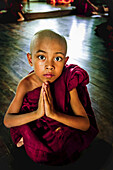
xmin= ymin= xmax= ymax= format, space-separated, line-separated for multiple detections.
xmin=28 ymin=37 xmax=68 ymax=84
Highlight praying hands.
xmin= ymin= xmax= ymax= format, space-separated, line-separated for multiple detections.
xmin=37 ymin=82 xmax=56 ymax=119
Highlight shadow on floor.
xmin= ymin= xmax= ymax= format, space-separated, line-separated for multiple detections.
xmin=10 ymin=138 xmax=112 ymax=170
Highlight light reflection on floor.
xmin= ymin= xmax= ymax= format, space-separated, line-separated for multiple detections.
xmin=65 ymin=18 xmax=95 ymax=66
xmin=16 ymin=14 xmax=107 ymax=70
xmin=13 ymin=0 xmax=107 ymax=81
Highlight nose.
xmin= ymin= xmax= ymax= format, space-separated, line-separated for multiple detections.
xmin=45 ymin=60 xmax=55 ymax=70
xmin=45 ymin=65 xmax=54 ymax=70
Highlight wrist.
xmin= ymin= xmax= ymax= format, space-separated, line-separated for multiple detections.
xmin=34 ymin=109 xmax=42 ymax=119
xmin=49 ymin=110 xmax=58 ymax=120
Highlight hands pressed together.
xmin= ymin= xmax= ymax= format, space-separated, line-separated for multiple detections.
xmin=16 ymin=81 xmax=90 ymax=147
xmin=17 ymin=82 xmax=55 ymax=147
xmin=37 ymin=82 xmax=56 ymax=119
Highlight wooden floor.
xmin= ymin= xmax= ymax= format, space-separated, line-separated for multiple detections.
xmin=0 ymin=3 xmax=113 ymax=170
xmin=23 ymin=2 xmax=76 ymax=20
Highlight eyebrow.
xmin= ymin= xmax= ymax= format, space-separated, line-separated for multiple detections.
xmin=55 ymin=52 xmax=65 ymax=56
xmin=36 ymin=50 xmax=65 ymax=56
xmin=36 ymin=50 xmax=46 ymax=53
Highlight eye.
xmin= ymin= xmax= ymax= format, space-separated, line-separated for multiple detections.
xmin=55 ymin=57 xmax=62 ymax=62
xmin=38 ymin=55 xmax=46 ymax=60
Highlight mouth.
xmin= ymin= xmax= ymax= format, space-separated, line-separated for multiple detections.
xmin=43 ymin=74 xmax=55 ymax=78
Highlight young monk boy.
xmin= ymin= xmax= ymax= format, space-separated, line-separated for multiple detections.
xmin=4 ymin=29 xmax=98 ymax=165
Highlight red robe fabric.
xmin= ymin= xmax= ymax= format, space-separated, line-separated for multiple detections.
xmin=10 ymin=64 xmax=99 ymax=165
xmin=75 ymin=0 xmax=95 ymax=16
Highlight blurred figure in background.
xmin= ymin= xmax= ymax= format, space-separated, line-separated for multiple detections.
xmin=74 ymin=0 xmax=108 ymax=16
xmin=8 ymin=0 xmax=25 ymax=22
xmin=0 ymin=0 xmax=25 ymax=22
xmin=95 ymin=0 xmax=113 ymax=51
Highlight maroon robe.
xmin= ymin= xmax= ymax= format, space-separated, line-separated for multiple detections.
xmin=10 ymin=64 xmax=99 ymax=165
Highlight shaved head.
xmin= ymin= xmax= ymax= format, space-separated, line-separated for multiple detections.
xmin=30 ymin=29 xmax=67 ymax=55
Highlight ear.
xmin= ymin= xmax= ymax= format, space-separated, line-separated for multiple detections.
xmin=27 ymin=53 xmax=33 ymax=66
xmin=64 ymin=56 xmax=69 ymax=65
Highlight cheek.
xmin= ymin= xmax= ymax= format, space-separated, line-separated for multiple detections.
xmin=34 ymin=61 xmax=44 ymax=69
xmin=33 ymin=63 xmax=44 ymax=74
xmin=56 ymin=65 xmax=64 ymax=75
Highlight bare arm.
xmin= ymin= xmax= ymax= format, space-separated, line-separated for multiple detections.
xmin=43 ymin=83 xmax=90 ymax=131
xmin=87 ymin=0 xmax=98 ymax=11
xmin=4 ymin=79 xmax=44 ymax=128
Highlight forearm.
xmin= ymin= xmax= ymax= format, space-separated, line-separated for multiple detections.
xmin=52 ymin=112 xmax=90 ymax=131
xmin=4 ymin=110 xmax=41 ymax=128
xmin=87 ymin=0 xmax=98 ymax=11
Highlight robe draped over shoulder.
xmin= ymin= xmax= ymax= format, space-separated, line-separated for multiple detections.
xmin=10 ymin=64 xmax=99 ymax=165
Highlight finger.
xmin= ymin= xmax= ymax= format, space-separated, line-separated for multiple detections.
xmin=43 ymin=82 xmax=50 ymax=103
xmin=38 ymin=85 xmax=44 ymax=104
xmin=43 ymin=82 xmax=53 ymax=105
xmin=38 ymin=84 xmax=45 ymax=114
xmin=47 ymin=83 xmax=53 ymax=104
xmin=47 ymin=84 xmax=51 ymax=103
xmin=42 ymin=84 xmax=46 ymax=113
xmin=43 ymin=88 xmax=49 ymax=108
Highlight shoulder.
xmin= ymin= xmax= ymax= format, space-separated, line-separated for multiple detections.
xmin=64 ymin=64 xmax=89 ymax=78
xmin=64 ymin=64 xmax=87 ymax=73
xmin=63 ymin=64 xmax=89 ymax=91
xmin=16 ymin=73 xmax=34 ymax=97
